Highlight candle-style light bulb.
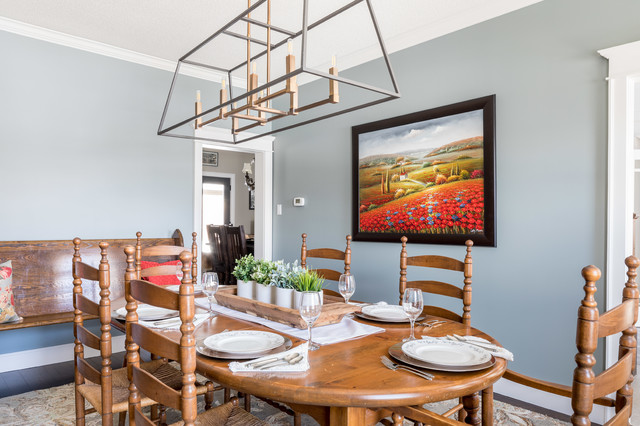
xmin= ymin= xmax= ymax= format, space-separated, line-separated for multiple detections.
xmin=196 ymin=90 xmax=201 ymax=102
xmin=331 ymin=55 xmax=336 ymax=67
xmin=221 ymin=78 xmax=226 ymax=90
xmin=287 ymin=39 xmax=293 ymax=54
xmin=252 ymin=62 xmax=257 ymax=74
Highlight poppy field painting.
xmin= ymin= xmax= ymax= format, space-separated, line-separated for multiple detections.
xmin=351 ymin=96 xmax=496 ymax=246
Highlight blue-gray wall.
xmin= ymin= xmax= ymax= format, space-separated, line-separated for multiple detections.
xmin=273 ymin=0 xmax=640 ymax=383
xmin=0 ymin=31 xmax=208 ymax=354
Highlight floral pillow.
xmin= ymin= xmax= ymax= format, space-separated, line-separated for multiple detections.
xmin=0 ymin=260 xmax=22 ymax=324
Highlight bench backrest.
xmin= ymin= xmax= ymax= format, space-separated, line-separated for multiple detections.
xmin=0 ymin=230 xmax=183 ymax=318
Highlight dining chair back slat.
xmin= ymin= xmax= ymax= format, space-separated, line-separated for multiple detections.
xmin=422 ymin=305 xmax=463 ymax=323
xmin=300 ymin=233 xmax=352 ymax=280
xmin=130 ymin=322 xmax=181 ymax=373
xmin=139 ymin=265 xmax=179 ymax=278
xmin=76 ymin=323 xmax=101 ymax=350
xmin=315 ymin=269 xmax=342 ymax=282
xmin=597 ymin=300 xmax=636 ymax=337
xmin=593 ymin=351 xmax=634 ymax=400
xmin=76 ymin=355 xmax=102 ymax=385
xmin=74 ymin=261 xmax=100 ymax=281
xmin=407 ymin=280 xmax=464 ymax=299
xmin=306 ymin=248 xmax=346 ymax=261
xmin=135 ymin=231 xmax=199 ymax=285
xmin=75 ymin=293 xmax=100 ymax=317
xmin=129 ymin=278 xmax=179 ymax=311
xmin=131 ymin=364 xmax=182 ymax=410
xmin=406 ymin=255 xmax=465 ymax=272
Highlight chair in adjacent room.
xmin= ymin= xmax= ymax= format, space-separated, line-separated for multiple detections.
xmin=127 ymin=250 xmax=266 ymax=426
xmin=223 ymin=225 xmax=248 ymax=285
xmin=300 ymin=233 xmax=352 ymax=297
xmin=206 ymin=224 xmax=229 ymax=284
xmin=72 ymin=239 xmax=160 ymax=426
xmin=500 ymin=256 xmax=638 ymax=426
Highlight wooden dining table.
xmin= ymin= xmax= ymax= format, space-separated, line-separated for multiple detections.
xmin=112 ymin=297 xmax=507 ymax=426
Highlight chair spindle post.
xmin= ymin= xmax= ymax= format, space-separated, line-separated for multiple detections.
xmin=301 ymin=233 xmax=308 ymax=269
xmin=399 ymin=236 xmax=408 ymax=304
xmin=462 ymin=239 xmax=473 ymax=326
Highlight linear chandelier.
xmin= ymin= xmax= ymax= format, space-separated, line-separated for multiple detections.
xmin=157 ymin=0 xmax=400 ymax=144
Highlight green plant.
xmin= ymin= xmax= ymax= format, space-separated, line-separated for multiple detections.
xmin=251 ymin=259 xmax=277 ymax=285
xmin=292 ymin=269 xmax=324 ymax=292
xmin=270 ymin=260 xmax=303 ymax=289
xmin=232 ymin=254 xmax=257 ymax=282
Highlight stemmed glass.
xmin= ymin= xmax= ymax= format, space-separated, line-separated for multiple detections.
xmin=175 ymin=262 xmax=184 ymax=282
xmin=298 ymin=291 xmax=322 ymax=351
xmin=402 ymin=288 xmax=423 ymax=342
xmin=201 ymin=272 xmax=219 ymax=317
xmin=338 ymin=274 xmax=356 ymax=317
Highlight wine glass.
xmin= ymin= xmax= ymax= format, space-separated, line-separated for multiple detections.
xmin=298 ymin=291 xmax=322 ymax=351
xmin=175 ymin=262 xmax=184 ymax=282
xmin=202 ymin=272 xmax=219 ymax=317
xmin=338 ymin=274 xmax=356 ymax=317
xmin=402 ymin=288 xmax=423 ymax=342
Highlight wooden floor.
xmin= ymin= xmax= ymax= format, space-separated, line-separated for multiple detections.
xmin=0 ymin=351 xmax=126 ymax=398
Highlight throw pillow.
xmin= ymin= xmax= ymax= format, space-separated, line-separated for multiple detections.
xmin=0 ymin=260 xmax=22 ymax=323
xmin=140 ymin=260 xmax=181 ymax=285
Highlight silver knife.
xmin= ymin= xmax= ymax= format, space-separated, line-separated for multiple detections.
xmin=259 ymin=354 xmax=304 ymax=370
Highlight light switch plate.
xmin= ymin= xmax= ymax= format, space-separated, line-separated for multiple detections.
xmin=293 ymin=197 xmax=305 ymax=207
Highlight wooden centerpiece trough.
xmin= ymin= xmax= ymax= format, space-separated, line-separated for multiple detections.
xmin=214 ymin=287 xmax=360 ymax=329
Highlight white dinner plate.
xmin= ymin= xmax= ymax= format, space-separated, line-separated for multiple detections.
xmin=401 ymin=340 xmax=491 ymax=366
xmin=115 ymin=304 xmax=178 ymax=321
xmin=203 ymin=331 xmax=285 ymax=354
xmin=165 ymin=284 xmax=203 ymax=293
xmin=361 ymin=305 xmax=408 ymax=321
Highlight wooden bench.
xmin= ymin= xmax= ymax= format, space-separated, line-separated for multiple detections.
xmin=0 ymin=229 xmax=185 ymax=331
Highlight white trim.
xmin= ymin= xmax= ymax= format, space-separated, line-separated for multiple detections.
xmin=202 ymin=171 xmax=237 ymax=227
xmin=495 ymin=378 xmax=610 ymax=424
xmin=193 ymin=127 xmax=274 ymax=268
xmin=598 ymin=41 xmax=640 ymax=366
xmin=0 ymin=16 xmax=220 ymax=82
xmin=0 ymin=335 xmax=126 ymax=373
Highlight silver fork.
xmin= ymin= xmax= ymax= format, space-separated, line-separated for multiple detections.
xmin=380 ymin=356 xmax=433 ymax=380
xmin=418 ymin=319 xmax=447 ymax=328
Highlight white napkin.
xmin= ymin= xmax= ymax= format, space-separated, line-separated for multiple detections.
xmin=422 ymin=335 xmax=514 ymax=361
xmin=229 ymin=343 xmax=310 ymax=373
xmin=138 ymin=314 xmax=209 ymax=330
xmin=195 ymin=299 xmax=384 ymax=345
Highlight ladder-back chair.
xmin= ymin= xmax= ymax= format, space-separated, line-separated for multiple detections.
xmin=503 ymin=256 xmax=638 ymax=425
xmin=223 ymin=225 xmax=248 ymax=285
xmin=206 ymin=224 xmax=229 ymax=284
xmin=134 ymin=231 xmax=199 ymax=286
xmin=127 ymin=250 xmax=265 ymax=426
xmin=300 ymin=233 xmax=352 ymax=297
xmin=72 ymin=239 xmax=157 ymax=425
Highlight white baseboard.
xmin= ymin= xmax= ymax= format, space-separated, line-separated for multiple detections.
xmin=495 ymin=377 xmax=613 ymax=424
xmin=0 ymin=335 xmax=126 ymax=373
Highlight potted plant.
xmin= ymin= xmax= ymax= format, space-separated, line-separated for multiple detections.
xmin=270 ymin=260 xmax=303 ymax=309
xmin=292 ymin=268 xmax=325 ymax=309
xmin=232 ymin=254 xmax=257 ymax=299
xmin=252 ymin=259 xmax=277 ymax=304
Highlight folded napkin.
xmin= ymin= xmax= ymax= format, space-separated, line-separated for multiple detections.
xmin=138 ymin=313 xmax=209 ymax=330
xmin=195 ymin=299 xmax=384 ymax=345
xmin=229 ymin=343 xmax=310 ymax=373
xmin=422 ymin=335 xmax=514 ymax=361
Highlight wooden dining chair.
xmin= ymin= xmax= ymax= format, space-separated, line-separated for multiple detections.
xmin=206 ymin=224 xmax=229 ymax=284
xmin=501 ymin=256 xmax=638 ymax=426
xmin=72 ymin=239 xmax=159 ymax=426
xmin=127 ymin=250 xmax=266 ymax=426
xmin=300 ymin=233 xmax=352 ymax=297
xmin=134 ymin=231 xmax=199 ymax=286
xmin=396 ymin=236 xmax=474 ymax=424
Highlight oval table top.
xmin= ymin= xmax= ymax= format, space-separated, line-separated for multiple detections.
xmin=190 ymin=313 xmax=507 ymax=410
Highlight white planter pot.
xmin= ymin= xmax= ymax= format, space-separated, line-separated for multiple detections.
xmin=293 ymin=289 xmax=323 ymax=310
xmin=274 ymin=287 xmax=294 ymax=309
xmin=255 ymin=283 xmax=274 ymax=304
xmin=236 ymin=279 xmax=255 ymax=299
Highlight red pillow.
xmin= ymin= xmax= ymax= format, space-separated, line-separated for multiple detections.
xmin=140 ymin=260 xmax=181 ymax=285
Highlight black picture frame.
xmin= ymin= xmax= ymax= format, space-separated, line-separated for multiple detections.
xmin=352 ymin=95 xmax=496 ymax=247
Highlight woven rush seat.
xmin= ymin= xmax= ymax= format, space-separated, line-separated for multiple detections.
xmin=78 ymin=359 xmax=212 ymax=414
xmin=169 ymin=402 xmax=267 ymax=426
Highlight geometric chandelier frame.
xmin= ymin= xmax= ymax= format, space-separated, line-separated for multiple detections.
xmin=157 ymin=0 xmax=401 ymax=144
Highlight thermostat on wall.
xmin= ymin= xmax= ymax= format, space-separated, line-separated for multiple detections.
xmin=293 ymin=197 xmax=305 ymax=207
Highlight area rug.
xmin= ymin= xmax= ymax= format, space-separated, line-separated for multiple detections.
xmin=0 ymin=382 xmax=568 ymax=425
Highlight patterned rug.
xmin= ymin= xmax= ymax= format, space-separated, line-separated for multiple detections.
xmin=0 ymin=382 xmax=568 ymax=426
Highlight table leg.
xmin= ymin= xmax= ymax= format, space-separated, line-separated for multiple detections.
xmin=481 ymin=386 xmax=494 ymax=426
xmin=462 ymin=392 xmax=480 ymax=425
xmin=329 ymin=406 xmax=367 ymax=426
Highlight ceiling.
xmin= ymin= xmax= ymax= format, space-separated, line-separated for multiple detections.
xmin=0 ymin=0 xmax=541 ymax=71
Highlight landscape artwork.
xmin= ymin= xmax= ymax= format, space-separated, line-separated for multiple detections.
xmin=351 ymin=96 xmax=496 ymax=246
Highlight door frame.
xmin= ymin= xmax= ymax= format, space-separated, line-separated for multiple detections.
xmin=202 ymin=172 xmax=236 ymax=227
xmin=193 ymin=126 xmax=274 ymax=269
xmin=599 ymin=40 xmax=640 ymax=369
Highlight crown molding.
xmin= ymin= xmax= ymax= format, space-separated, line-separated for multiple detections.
xmin=0 ymin=16 xmax=221 ymax=82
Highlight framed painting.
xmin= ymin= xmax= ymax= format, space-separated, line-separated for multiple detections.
xmin=352 ymin=95 xmax=496 ymax=246
xmin=203 ymin=151 xmax=218 ymax=166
